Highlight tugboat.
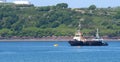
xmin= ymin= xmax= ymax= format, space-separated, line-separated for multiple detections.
xmin=68 ymin=22 xmax=108 ymax=46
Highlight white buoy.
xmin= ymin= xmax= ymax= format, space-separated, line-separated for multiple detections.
xmin=54 ymin=44 xmax=58 ymax=47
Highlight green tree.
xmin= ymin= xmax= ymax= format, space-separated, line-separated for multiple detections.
xmin=89 ymin=5 xmax=96 ymax=10
xmin=0 ymin=28 xmax=13 ymax=37
xmin=56 ymin=3 xmax=68 ymax=9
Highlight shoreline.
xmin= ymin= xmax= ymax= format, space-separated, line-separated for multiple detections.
xmin=0 ymin=36 xmax=120 ymax=42
xmin=0 ymin=39 xmax=120 ymax=42
xmin=0 ymin=38 xmax=71 ymax=42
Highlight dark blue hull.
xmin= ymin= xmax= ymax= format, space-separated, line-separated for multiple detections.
xmin=68 ymin=40 xmax=108 ymax=46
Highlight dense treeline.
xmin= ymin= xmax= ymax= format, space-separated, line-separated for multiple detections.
xmin=0 ymin=3 xmax=120 ymax=38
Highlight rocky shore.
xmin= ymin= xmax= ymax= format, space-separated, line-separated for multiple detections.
xmin=0 ymin=36 xmax=120 ymax=41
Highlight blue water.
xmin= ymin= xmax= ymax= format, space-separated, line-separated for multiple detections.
xmin=0 ymin=41 xmax=120 ymax=62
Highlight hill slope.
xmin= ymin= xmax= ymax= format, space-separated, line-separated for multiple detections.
xmin=0 ymin=3 xmax=120 ymax=38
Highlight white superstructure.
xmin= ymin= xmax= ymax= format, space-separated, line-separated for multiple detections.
xmin=73 ymin=22 xmax=86 ymax=42
xmin=0 ymin=0 xmax=6 ymax=3
xmin=92 ymin=28 xmax=103 ymax=41
xmin=13 ymin=0 xmax=31 ymax=5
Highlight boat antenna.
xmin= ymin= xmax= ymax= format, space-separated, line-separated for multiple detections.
xmin=78 ymin=18 xmax=83 ymax=32
xmin=78 ymin=22 xmax=81 ymax=32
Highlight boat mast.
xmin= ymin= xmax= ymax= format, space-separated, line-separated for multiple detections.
xmin=96 ymin=28 xmax=100 ymax=39
xmin=78 ymin=22 xmax=81 ymax=32
xmin=73 ymin=18 xmax=86 ymax=41
xmin=78 ymin=18 xmax=83 ymax=32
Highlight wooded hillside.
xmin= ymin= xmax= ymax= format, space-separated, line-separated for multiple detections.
xmin=0 ymin=3 xmax=120 ymax=38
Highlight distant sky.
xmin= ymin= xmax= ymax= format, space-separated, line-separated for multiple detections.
xmin=7 ymin=0 xmax=120 ymax=8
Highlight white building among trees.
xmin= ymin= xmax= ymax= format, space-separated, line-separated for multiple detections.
xmin=13 ymin=0 xmax=31 ymax=5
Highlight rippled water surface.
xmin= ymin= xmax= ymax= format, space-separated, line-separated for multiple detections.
xmin=0 ymin=41 xmax=120 ymax=62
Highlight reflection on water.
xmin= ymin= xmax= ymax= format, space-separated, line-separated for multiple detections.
xmin=0 ymin=41 xmax=120 ymax=62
